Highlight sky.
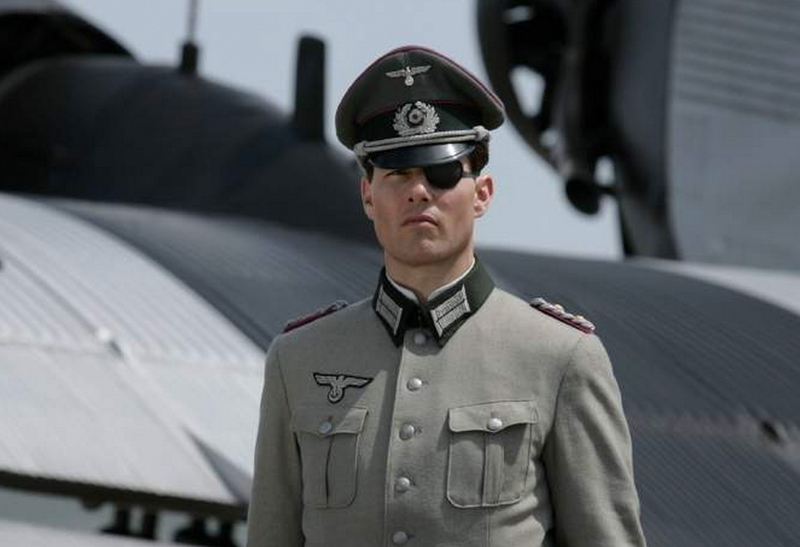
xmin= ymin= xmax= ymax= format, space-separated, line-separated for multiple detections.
xmin=62 ymin=0 xmax=621 ymax=260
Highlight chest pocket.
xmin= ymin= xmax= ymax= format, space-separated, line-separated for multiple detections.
xmin=292 ymin=404 xmax=368 ymax=509
xmin=446 ymin=400 xmax=538 ymax=508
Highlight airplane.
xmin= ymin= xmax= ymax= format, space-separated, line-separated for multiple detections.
xmin=0 ymin=0 xmax=799 ymax=545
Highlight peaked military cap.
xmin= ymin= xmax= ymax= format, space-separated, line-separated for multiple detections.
xmin=335 ymin=45 xmax=505 ymax=168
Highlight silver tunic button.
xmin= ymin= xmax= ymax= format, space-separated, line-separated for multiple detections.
xmin=399 ymin=423 xmax=416 ymax=440
xmin=395 ymin=476 xmax=412 ymax=492
xmin=318 ymin=420 xmax=333 ymax=435
xmin=392 ymin=531 xmax=409 ymax=545
xmin=406 ymin=377 xmax=423 ymax=391
xmin=487 ymin=417 xmax=503 ymax=431
xmin=413 ymin=331 xmax=427 ymax=345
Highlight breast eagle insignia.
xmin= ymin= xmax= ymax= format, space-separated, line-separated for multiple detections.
xmin=313 ymin=373 xmax=373 ymax=403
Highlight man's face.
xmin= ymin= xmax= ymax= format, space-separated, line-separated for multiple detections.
xmin=360 ymin=159 xmax=494 ymax=269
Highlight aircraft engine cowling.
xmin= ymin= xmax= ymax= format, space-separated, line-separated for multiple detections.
xmin=477 ymin=0 xmax=800 ymax=270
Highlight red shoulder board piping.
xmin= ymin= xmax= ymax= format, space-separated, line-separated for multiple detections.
xmin=282 ymin=300 xmax=349 ymax=333
xmin=530 ymin=297 xmax=595 ymax=334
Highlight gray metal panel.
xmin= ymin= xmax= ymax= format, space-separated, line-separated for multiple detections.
xmin=0 ymin=194 xmax=262 ymax=367
xmin=638 ymin=258 xmax=800 ymax=316
xmin=0 ymin=345 xmax=234 ymax=503
xmin=632 ymin=415 xmax=800 ymax=547
xmin=668 ymin=0 xmax=800 ymax=268
xmin=673 ymin=0 xmax=800 ymax=119
xmin=0 ymin=193 xmax=264 ymax=514
xmin=54 ymin=198 xmax=384 ymax=349
xmin=0 ymin=519 xmax=171 ymax=546
xmin=0 ymin=250 xmax=97 ymax=350
xmin=136 ymin=357 xmax=263 ymax=486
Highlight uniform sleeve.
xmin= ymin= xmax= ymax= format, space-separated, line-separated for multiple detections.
xmin=542 ymin=334 xmax=647 ymax=547
xmin=246 ymin=338 xmax=304 ymax=547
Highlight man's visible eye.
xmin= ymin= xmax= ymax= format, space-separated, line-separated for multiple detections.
xmin=388 ymin=169 xmax=411 ymax=178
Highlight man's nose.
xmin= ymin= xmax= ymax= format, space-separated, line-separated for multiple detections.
xmin=407 ymin=171 xmax=432 ymax=203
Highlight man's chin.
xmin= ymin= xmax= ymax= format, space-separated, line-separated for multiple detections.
xmin=386 ymin=245 xmax=460 ymax=269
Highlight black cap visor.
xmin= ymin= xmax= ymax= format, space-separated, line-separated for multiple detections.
xmin=369 ymin=142 xmax=474 ymax=169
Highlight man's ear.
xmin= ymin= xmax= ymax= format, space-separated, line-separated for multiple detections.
xmin=360 ymin=176 xmax=375 ymax=221
xmin=473 ymin=174 xmax=494 ymax=218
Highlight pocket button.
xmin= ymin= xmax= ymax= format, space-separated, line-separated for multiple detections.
xmin=392 ymin=531 xmax=409 ymax=545
xmin=395 ymin=476 xmax=412 ymax=492
xmin=317 ymin=420 xmax=333 ymax=435
xmin=487 ymin=417 xmax=503 ymax=431
xmin=399 ymin=423 xmax=416 ymax=440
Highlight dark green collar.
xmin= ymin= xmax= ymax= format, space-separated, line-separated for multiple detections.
xmin=372 ymin=258 xmax=495 ymax=347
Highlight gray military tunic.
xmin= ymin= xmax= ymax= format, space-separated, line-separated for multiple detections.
xmin=247 ymin=261 xmax=646 ymax=546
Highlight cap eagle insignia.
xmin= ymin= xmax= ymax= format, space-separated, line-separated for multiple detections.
xmin=313 ymin=373 xmax=373 ymax=404
xmin=385 ymin=64 xmax=431 ymax=86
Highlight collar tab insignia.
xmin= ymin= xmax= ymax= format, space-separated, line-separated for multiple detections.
xmin=530 ymin=297 xmax=595 ymax=333
xmin=430 ymin=286 xmax=470 ymax=337
xmin=372 ymin=259 xmax=495 ymax=347
xmin=385 ymin=64 xmax=431 ymax=86
xmin=376 ymin=284 xmax=403 ymax=335
xmin=313 ymin=373 xmax=373 ymax=404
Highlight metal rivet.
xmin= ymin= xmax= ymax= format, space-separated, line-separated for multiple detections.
xmin=95 ymin=327 xmax=113 ymax=344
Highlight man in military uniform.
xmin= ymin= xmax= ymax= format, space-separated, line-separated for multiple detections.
xmin=247 ymin=46 xmax=646 ymax=547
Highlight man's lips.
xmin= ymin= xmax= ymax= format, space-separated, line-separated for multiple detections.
xmin=402 ymin=214 xmax=439 ymax=226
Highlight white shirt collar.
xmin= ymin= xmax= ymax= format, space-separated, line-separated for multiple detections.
xmin=386 ymin=257 xmax=476 ymax=304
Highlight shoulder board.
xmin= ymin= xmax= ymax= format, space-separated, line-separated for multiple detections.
xmin=529 ymin=297 xmax=595 ymax=334
xmin=283 ymin=300 xmax=349 ymax=333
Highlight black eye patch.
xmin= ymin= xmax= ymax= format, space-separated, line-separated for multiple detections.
xmin=422 ymin=162 xmax=478 ymax=189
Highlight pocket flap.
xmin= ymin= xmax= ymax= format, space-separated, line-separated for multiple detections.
xmin=448 ymin=400 xmax=538 ymax=433
xmin=292 ymin=405 xmax=368 ymax=437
